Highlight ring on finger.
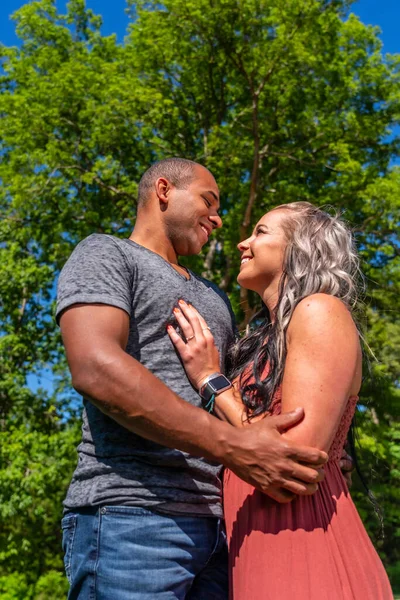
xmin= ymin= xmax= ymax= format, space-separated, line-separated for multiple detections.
xmin=186 ymin=335 xmax=195 ymax=342
xmin=202 ymin=327 xmax=211 ymax=332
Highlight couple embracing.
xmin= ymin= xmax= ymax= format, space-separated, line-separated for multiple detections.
xmin=57 ymin=158 xmax=392 ymax=599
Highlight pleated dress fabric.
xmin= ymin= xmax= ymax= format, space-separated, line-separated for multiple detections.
xmin=223 ymin=389 xmax=393 ymax=600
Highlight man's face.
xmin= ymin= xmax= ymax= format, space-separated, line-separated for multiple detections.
xmin=165 ymin=165 xmax=222 ymax=256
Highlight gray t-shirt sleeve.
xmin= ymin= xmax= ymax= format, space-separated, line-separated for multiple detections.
xmin=56 ymin=234 xmax=133 ymax=323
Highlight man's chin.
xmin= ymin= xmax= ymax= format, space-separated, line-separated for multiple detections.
xmin=175 ymin=239 xmax=204 ymax=257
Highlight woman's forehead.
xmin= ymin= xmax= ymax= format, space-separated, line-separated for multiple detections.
xmin=255 ymin=209 xmax=288 ymax=229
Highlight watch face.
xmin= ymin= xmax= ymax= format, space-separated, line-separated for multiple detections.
xmin=210 ymin=375 xmax=231 ymax=392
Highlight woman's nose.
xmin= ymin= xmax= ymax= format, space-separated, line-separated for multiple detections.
xmin=237 ymin=237 xmax=250 ymax=252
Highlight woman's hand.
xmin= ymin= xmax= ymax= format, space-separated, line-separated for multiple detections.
xmin=167 ymin=299 xmax=221 ymax=390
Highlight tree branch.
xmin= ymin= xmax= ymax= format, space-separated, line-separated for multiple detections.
xmin=201 ymin=238 xmax=217 ymax=279
xmin=38 ymin=165 xmax=137 ymax=200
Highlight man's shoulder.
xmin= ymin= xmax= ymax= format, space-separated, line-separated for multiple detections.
xmin=59 ymin=234 xmax=139 ymax=287
xmin=77 ymin=233 xmax=131 ymax=252
xmin=71 ymin=234 xmax=141 ymax=266
xmin=56 ymin=234 xmax=137 ymax=321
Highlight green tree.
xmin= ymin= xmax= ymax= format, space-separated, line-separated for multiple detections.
xmin=0 ymin=0 xmax=399 ymax=595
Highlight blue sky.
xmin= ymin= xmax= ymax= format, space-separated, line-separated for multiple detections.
xmin=1 ymin=0 xmax=400 ymax=53
xmin=1 ymin=0 xmax=128 ymax=44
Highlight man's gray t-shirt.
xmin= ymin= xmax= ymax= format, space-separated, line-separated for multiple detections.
xmin=56 ymin=234 xmax=236 ymax=517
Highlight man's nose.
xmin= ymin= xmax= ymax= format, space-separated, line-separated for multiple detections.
xmin=210 ymin=213 xmax=223 ymax=229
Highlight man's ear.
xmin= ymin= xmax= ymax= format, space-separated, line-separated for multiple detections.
xmin=155 ymin=176 xmax=171 ymax=205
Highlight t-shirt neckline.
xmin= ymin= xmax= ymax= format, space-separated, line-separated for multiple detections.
xmin=123 ymin=238 xmax=192 ymax=282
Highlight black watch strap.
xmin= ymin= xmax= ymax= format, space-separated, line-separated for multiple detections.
xmin=199 ymin=373 xmax=232 ymax=404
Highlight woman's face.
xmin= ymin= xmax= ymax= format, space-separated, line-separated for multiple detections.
xmin=237 ymin=209 xmax=289 ymax=294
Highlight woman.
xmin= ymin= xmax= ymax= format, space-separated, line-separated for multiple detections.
xmin=167 ymin=202 xmax=393 ymax=599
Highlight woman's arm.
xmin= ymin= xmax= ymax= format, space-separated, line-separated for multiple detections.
xmin=167 ymin=297 xmax=356 ymax=489
xmin=212 ymin=381 xmax=249 ymax=426
xmin=207 ymin=294 xmax=362 ymax=448
xmin=280 ymin=294 xmax=362 ymax=452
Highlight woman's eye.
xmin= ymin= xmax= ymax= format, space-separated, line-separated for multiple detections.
xmin=202 ymin=196 xmax=211 ymax=208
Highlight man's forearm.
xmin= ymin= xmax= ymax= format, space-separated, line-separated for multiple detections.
xmin=60 ymin=304 xmax=327 ymax=502
xmin=72 ymin=346 xmax=234 ymax=463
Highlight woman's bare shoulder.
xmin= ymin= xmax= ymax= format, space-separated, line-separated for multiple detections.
xmin=288 ymin=293 xmax=358 ymax=339
xmin=287 ymin=293 xmax=362 ymax=394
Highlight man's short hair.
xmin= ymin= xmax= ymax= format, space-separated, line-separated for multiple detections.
xmin=137 ymin=157 xmax=201 ymax=206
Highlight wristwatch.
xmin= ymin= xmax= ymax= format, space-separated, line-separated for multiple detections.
xmin=199 ymin=372 xmax=232 ymax=404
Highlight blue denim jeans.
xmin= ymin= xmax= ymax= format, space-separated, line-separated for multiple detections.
xmin=61 ymin=506 xmax=228 ymax=599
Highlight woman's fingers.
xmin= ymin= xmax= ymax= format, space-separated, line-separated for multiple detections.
xmin=178 ymin=300 xmax=204 ymax=338
xmin=173 ymin=306 xmax=196 ymax=340
xmin=188 ymin=303 xmax=211 ymax=331
xmin=171 ymin=300 xmax=212 ymax=348
xmin=178 ymin=301 xmax=214 ymax=342
xmin=167 ymin=325 xmax=188 ymax=355
xmin=168 ymin=300 xmax=221 ymax=389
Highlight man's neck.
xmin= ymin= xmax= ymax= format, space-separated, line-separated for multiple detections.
xmin=130 ymin=230 xmax=190 ymax=279
xmin=129 ymin=221 xmax=179 ymax=265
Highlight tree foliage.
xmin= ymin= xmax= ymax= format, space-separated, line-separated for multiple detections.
xmin=0 ymin=0 xmax=399 ymax=595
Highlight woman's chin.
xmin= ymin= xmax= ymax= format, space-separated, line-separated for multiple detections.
xmin=237 ymin=272 xmax=252 ymax=290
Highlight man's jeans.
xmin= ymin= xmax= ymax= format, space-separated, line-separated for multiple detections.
xmin=61 ymin=506 xmax=228 ymax=599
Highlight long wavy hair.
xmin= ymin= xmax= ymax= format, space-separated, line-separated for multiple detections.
xmin=229 ymin=202 xmax=383 ymax=532
xmin=229 ymin=201 xmax=362 ymax=418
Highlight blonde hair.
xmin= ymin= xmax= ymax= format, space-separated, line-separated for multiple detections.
xmin=230 ymin=201 xmax=362 ymax=416
xmin=273 ymin=201 xmax=361 ymax=362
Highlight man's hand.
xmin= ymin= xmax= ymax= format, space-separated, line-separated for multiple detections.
xmin=339 ymin=449 xmax=354 ymax=488
xmin=222 ymin=408 xmax=327 ymax=503
xmin=165 ymin=301 xmax=326 ymax=502
xmin=60 ymin=304 xmax=326 ymax=504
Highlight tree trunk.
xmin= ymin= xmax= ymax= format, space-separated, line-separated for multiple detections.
xmin=239 ymin=96 xmax=260 ymax=327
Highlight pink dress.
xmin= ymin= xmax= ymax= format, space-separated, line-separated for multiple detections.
xmin=224 ymin=388 xmax=393 ymax=600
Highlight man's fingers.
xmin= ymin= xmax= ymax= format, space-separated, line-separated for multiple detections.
xmin=286 ymin=444 xmax=328 ymax=465
xmin=339 ymin=453 xmax=354 ymax=488
xmin=270 ymin=408 xmax=305 ymax=433
xmin=339 ymin=457 xmax=354 ymax=473
xmin=339 ymin=451 xmax=354 ymax=473
xmin=265 ymin=488 xmax=296 ymax=504
xmin=251 ymin=478 xmax=318 ymax=502
xmin=282 ymin=479 xmax=319 ymax=496
xmin=287 ymin=463 xmax=325 ymax=484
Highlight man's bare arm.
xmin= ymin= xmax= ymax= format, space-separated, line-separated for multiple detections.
xmin=60 ymin=303 xmax=328 ymax=502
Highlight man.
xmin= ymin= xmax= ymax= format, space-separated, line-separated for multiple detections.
xmin=57 ymin=158 xmax=328 ymax=599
